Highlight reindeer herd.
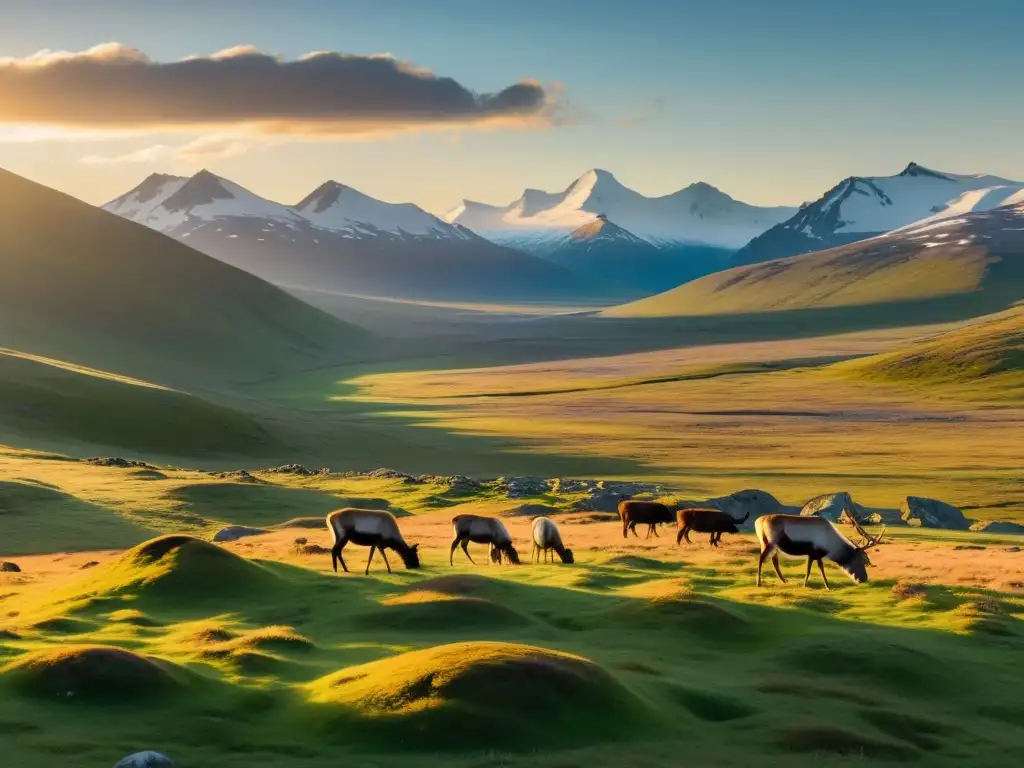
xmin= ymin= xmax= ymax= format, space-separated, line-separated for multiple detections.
xmin=324 ymin=497 xmax=885 ymax=590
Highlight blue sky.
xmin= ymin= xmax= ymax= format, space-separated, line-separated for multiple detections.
xmin=1 ymin=0 xmax=1022 ymax=212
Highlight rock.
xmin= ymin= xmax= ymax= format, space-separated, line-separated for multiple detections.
xmin=0 ymin=561 xmax=21 ymax=573
xmin=85 ymin=457 xmax=155 ymax=469
xmin=421 ymin=474 xmax=482 ymax=494
xmin=549 ymin=478 xmax=597 ymax=494
xmin=1007 ymin=546 xmax=1022 ymax=553
xmin=573 ymin=490 xmax=631 ymax=513
xmin=113 ymin=752 xmax=176 ymax=768
xmin=703 ymin=489 xmax=781 ymax=526
xmin=294 ymin=537 xmax=308 ymax=545
xmin=79 ymin=561 xmax=100 ymax=570
xmin=900 ymin=496 xmax=970 ymax=530
xmin=212 ymin=526 xmax=267 ymax=543
xmin=953 ymin=544 xmax=987 ymax=551
xmin=295 ymin=543 xmax=329 ymax=556
xmin=212 ymin=470 xmax=265 ymax=484
xmin=799 ymin=491 xmax=865 ymax=524
xmin=494 ymin=476 xmax=549 ymax=498
xmin=970 ymin=520 xmax=1024 ymax=535
xmin=261 ymin=463 xmax=318 ymax=476
xmin=365 ymin=468 xmax=420 ymax=483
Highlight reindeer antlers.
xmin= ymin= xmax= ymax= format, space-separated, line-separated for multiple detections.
xmin=845 ymin=502 xmax=885 ymax=549
xmin=862 ymin=525 xmax=887 ymax=550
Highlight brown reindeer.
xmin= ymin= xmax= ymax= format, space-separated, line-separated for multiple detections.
xmin=676 ymin=507 xmax=749 ymax=546
xmin=755 ymin=513 xmax=885 ymax=590
xmin=450 ymin=514 xmax=520 ymax=565
xmin=618 ymin=500 xmax=674 ymax=539
xmin=326 ymin=508 xmax=420 ymax=575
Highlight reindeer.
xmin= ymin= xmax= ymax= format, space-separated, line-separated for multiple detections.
xmin=326 ymin=508 xmax=420 ymax=575
xmin=531 ymin=516 xmax=574 ymax=564
xmin=450 ymin=514 xmax=520 ymax=566
xmin=676 ymin=507 xmax=749 ymax=547
xmin=754 ymin=513 xmax=885 ymax=590
xmin=618 ymin=500 xmax=674 ymax=539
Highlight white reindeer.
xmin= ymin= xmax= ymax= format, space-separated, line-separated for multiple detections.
xmin=755 ymin=513 xmax=885 ymax=590
xmin=531 ymin=516 xmax=574 ymax=564
xmin=326 ymin=508 xmax=420 ymax=575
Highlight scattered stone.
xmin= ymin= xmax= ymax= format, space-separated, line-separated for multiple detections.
xmin=0 ymin=562 xmax=21 ymax=573
xmin=420 ymin=474 xmax=483 ymax=494
xmin=294 ymin=543 xmax=329 ymax=556
xmin=953 ymin=544 xmax=987 ymax=551
xmin=970 ymin=520 xmax=1024 ymax=535
xmin=113 ymin=752 xmax=177 ymax=768
xmin=365 ymin=468 xmax=420 ymax=483
xmin=212 ymin=526 xmax=268 ymax=543
xmin=79 ymin=561 xmax=100 ymax=570
xmin=891 ymin=581 xmax=928 ymax=600
xmin=261 ymin=463 xmax=318 ymax=476
xmin=212 ymin=470 xmax=265 ymax=484
xmin=549 ymin=478 xmax=597 ymax=494
xmin=294 ymin=537 xmax=308 ymax=546
xmin=494 ymin=476 xmax=549 ymax=498
xmin=85 ymin=457 xmax=156 ymax=469
xmin=1008 ymin=546 xmax=1022 ymax=553
xmin=900 ymin=496 xmax=970 ymax=530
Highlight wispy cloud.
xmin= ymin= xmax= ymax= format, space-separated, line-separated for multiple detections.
xmin=616 ymin=98 xmax=666 ymax=128
xmin=0 ymin=43 xmax=558 ymax=138
xmin=79 ymin=134 xmax=261 ymax=165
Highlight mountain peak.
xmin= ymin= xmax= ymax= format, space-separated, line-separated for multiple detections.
xmin=898 ymin=162 xmax=950 ymax=180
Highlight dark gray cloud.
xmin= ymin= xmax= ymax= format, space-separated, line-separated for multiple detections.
xmin=0 ymin=43 xmax=552 ymax=134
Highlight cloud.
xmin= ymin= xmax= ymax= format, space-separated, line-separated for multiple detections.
xmin=79 ymin=134 xmax=262 ymax=165
xmin=616 ymin=98 xmax=666 ymax=128
xmin=0 ymin=43 xmax=556 ymax=137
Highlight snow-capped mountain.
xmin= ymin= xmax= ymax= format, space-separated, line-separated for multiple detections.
xmin=538 ymin=214 xmax=731 ymax=292
xmin=103 ymin=170 xmax=627 ymax=303
xmin=446 ymin=169 xmax=798 ymax=251
xmin=732 ymin=162 xmax=1024 ymax=266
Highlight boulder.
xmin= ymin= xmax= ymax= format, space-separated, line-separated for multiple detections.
xmin=549 ymin=478 xmax=598 ymax=494
xmin=573 ymin=490 xmax=631 ymax=513
xmin=212 ymin=526 xmax=267 ymax=543
xmin=365 ymin=468 xmax=420 ymax=483
xmin=421 ymin=475 xmax=482 ymax=494
xmin=0 ymin=561 xmax=21 ymax=573
xmin=969 ymin=520 xmax=1024 ymax=535
xmin=900 ymin=496 xmax=970 ymax=530
xmin=703 ymin=489 xmax=781 ymax=526
xmin=113 ymin=752 xmax=176 ymax=768
xmin=85 ymin=457 xmax=155 ymax=469
xmin=799 ymin=491 xmax=865 ymax=524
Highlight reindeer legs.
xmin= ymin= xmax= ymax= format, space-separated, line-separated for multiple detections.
xmin=803 ymin=556 xmax=814 ymax=587
xmin=379 ymin=548 xmax=392 ymax=574
xmin=771 ymin=554 xmax=787 ymax=583
xmin=816 ymin=559 xmax=831 ymax=591
xmin=365 ymin=545 xmax=376 ymax=575
xmin=449 ymin=536 xmax=476 ymax=566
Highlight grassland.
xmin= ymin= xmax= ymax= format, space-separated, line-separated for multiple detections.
xmin=0 ymin=453 xmax=1021 ymax=767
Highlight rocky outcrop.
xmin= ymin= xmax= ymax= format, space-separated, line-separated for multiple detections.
xmin=212 ymin=526 xmax=267 ymax=543
xmin=969 ymin=520 xmax=1024 ymax=535
xmin=261 ymin=463 xmax=320 ymax=476
xmin=799 ymin=491 xmax=865 ymax=523
xmin=85 ymin=457 xmax=156 ymax=469
xmin=702 ymin=489 xmax=781 ymax=527
xmin=0 ymin=561 xmax=21 ymax=573
xmin=212 ymin=470 xmax=265 ymax=484
xmin=900 ymin=496 xmax=970 ymax=530
xmin=421 ymin=475 xmax=483 ymax=494
xmin=493 ymin=476 xmax=549 ymax=498
xmin=364 ymin=468 xmax=421 ymax=483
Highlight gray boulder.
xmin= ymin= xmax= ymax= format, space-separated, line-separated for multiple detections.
xmin=900 ymin=496 xmax=970 ymax=530
xmin=969 ymin=520 xmax=1024 ymax=535
xmin=213 ymin=526 xmax=267 ymax=543
xmin=494 ymin=476 xmax=549 ymax=498
xmin=113 ymin=752 xmax=176 ymax=768
xmin=799 ymin=491 xmax=865 ymax=524
xmin=0 ymin=561 xmax=21 ymax=573
xmin=704 ymin=489 xmax=781 ymax=526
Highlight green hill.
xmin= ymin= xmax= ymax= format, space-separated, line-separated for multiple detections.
xmin=604 ymin=206 xmax=1024 ymax=324
xmin=0 ymin=168 xmax=369 ymax=387
xmin=835 ymin=305 xmax=1024 ymax=398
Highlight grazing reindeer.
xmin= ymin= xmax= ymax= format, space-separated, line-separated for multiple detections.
xmin=755 ymin=513 xmax=885 ymax=590
xmin=326 ymin=508 xmax=420 ymax=575
xmin=618 ymin=500 xmax=674 ymax=539
xmin=531 ymin=516 xmax=574 ymax=564
xmin=676 ymin=507 xmax=749 ymax=547
xmin=450 ymin=514 xmax=521 ymax=566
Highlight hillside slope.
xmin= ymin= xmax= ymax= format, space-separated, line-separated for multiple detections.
xmin=0 ymin=168 xmax=368 ymax=386
xmin=605 ymin=203 xmax=1024 ymax=323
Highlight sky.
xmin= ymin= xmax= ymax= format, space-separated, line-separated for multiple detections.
xmin=1 ymin=0 xmax=1022 ymax=214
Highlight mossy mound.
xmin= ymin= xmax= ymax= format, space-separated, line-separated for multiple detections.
xmin=404 ymin=574 xmax=496 ymax=596
xmin=664 ymin=684 xmax=759 ymax=722
xmin=306 ymin=641 xmax=649 ymax=749
xmin=107 ymin=609 xmax=163 ymax=627
xmin=602 ymin=596 xmax=752 ymax=641
xmin=1 ymin=645 xmax=188 ymax=701
xmin=98 ymin=535 xmax=282 ymax=601
xmin=774 ymin=724 xmax=919 ymax=761
xmin=355 ymin=592 xmax=530 ymax=632
xmin=606 ymin=555 xmax=681 ymax=571
xmin=127 ymin=469 xmax=168 ymax=480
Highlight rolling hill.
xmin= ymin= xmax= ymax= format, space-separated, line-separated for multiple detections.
xmin=0 ymin=167 xmax=368 ymax=387
xmin=733 ymin=162 xmax=1024 ymax=266
xmin=604 ymin=202 xmax=1024 ymax=323
xmin=105 ymin=171 xmax=624 ymax=304
xmin=835 ymin=305 xmax=1024 ymax=398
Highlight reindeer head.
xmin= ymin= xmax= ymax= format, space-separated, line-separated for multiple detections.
xmin=559 ymin=547 xmax=575 ymax=564
xmin=842 ymin=524 xmax=886 ymax=583
xmin=503 ymin=545 xmax=522 ymax=565
xmin=400 ymin=543 xmax=421 ymax=569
